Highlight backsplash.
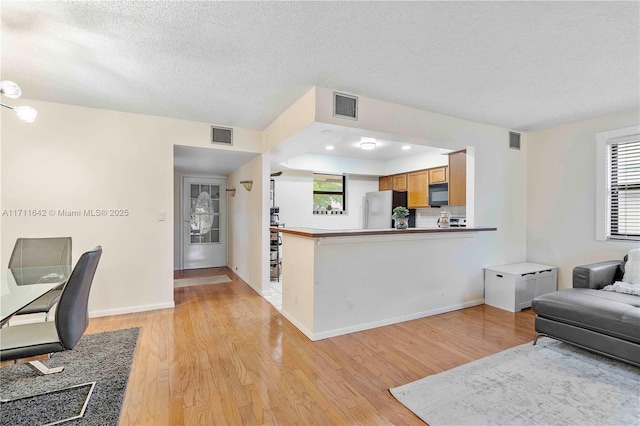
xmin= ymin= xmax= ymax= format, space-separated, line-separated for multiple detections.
xmin=414 ymin=206 xmax=466 ymax=228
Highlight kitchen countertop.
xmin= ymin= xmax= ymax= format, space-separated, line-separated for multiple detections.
xmin=269 ymin=226 xmax=497 ymax=238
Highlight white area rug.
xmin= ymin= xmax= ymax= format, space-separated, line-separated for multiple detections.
xmin=390 ymin=338 xmax=640 ymax=425
xmin=174 ymin=275 xmax=231 ymax=288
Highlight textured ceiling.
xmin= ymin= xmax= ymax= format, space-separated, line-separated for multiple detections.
xmin=1 ymin=1 xmax=638 ymax=132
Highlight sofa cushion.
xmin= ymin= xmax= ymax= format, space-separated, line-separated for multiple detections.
xmin=532 ymin=288 xmax=640 ymax=344
xmin=622 ymin=248 xmax=640 ymax=284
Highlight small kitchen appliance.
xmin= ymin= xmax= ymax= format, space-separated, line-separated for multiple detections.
xmin=428 ymin=183 xmax=449 ymax=207
xmin=437 ymin=211 xmax=451 ymax=228
xmin=449 ymin=216 xmax=467 ymax=227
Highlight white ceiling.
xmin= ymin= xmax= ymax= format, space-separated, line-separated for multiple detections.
xmin=173 ymin=145 xmax=258 ymax=176
xmin=1 ymin=1 xmax=638 ymax=136
xmin=303 ymin=130 xmax=439 ymax=161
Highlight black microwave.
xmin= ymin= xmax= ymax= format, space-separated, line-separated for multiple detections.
xmin=429 ymin=183 xmax=448 ymax=207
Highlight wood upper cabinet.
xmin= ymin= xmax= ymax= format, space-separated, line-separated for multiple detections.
xmin=379 ymin=174 xmax=408 ymax=191
xmin=407 ymin=170 xmax=429 ymax=208
xmin=381 ymin=166 xmax=446 ymax=204
xmin=429 ymin=167 xmax=447 ymax=184
xmin=392 ymin=174 xmax=407 ymax=191
xmin=448 ymin=150 xmax=466 ymax=206
xmin=378 ymin=175 xmax=392 ymax=191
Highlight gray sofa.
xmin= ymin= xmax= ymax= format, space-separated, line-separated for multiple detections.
xmin=531 ymin=258 xmax=640 ymax=367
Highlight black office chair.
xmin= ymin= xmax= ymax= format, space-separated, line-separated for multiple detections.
xmin=0 ymin=246 xmax=102 ymax=375
xmin=8 ymin=237 xmax=72 ymax=321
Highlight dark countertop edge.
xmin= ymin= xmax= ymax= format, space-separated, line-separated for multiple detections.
xmin=270 ymin=227 xmax=497 ymax=238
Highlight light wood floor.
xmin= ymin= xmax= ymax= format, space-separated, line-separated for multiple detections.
xmin=86 ymin=267 xmax=536 ymax=425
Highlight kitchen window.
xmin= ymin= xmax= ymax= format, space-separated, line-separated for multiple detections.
xmin=313 ymin=173 xmax=347 ymax=215
xmin=596 ymin=126 xmax=640 ymax=241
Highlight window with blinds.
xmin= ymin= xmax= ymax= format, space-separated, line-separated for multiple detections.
xmin=608 ymin=139 xmax=640 ymax=240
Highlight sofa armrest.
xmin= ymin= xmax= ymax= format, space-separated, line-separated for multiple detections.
xmin=573 ymin=260 xmax=624 ymax=289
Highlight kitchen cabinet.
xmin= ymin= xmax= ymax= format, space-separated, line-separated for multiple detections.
xmin=392 ymin=174 xmax=407 ymax=191
xmin=380 ymin=166 xmax=446 ymax=200
xmin=448 ymin=150 xmax=466 ymax=206
xmin=407 ymin=170 xmax=429 ymax=208
xmin=378 ymin=176 xmax=392 ymax=191
xmin=484 ymin=263 xmax=558 ymax=312
xmin=429 ymin=167 xmax=447 ymax=183
xmin=379 ymin=173 xmax=408 ymax=191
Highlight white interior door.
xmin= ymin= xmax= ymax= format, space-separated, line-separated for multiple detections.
xmin=182 ymin=176 xmax=227 ymax=269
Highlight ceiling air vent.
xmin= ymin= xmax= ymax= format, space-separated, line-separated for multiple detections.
xmin=211 ymin=126 xmax=233 ymax=145
xmin=333 ymin=92 xmax=358 ymax=120
xmin=509 ymin=131 xmax=521 ymax=150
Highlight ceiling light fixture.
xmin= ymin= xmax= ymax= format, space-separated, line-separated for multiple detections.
xmin=360 ymin=137 xmax=377 ymax=150
xmin=326 ymin=145 xmax=335 ymax=150
xmin=0 ymin=80 xmax=37 ymax=123
xmin=402 ymin=145 xmax=411 ymax=150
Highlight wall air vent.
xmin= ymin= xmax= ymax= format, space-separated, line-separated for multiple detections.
xmin=211 ymin=126 xmax=233 ymax=145
xmin=333 ymin=92 xmax=358 ymax=121
xmin=509 ymin=131 xmax=521 ymax=150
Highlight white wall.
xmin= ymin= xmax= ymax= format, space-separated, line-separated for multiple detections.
xmin=263 ymin=87 xmax=316 ymax=153
xmin=273 ymin=171 xmax=378 ymax=229
xmin=527 ymin=109 xmax=640 ymax=289
xmin=281 ymin=153 xmax=386 ymax=176
xmin=228 ymin=154 xmax=270 ymax=294
xmin=280 ymin=149 xmax=450 ymax=177
xmin=384 ymin=148 xmax=450 ymax=175
xmin=313 ymin=87 xmax=528 ymax=266
xmin=281 ymin=231 xmax=492 ymax=340
xmin=6 ymin=91 xmax=633 ymax=319
xmin=1 ymin=99 xmax=261 ymax=316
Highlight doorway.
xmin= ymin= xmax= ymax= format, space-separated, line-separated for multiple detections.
xmin=182 ymin=176 xmax=227 ymax=269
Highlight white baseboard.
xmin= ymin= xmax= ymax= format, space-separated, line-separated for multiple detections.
xmin=89 ymin=301 xmax=175 ymax=318
xmin=280 ymin=308 xmax=314 ymax=340
xmin=308 ymin=299 xmax=485 ymax=341
xmin=230 ymin=268 xmax=272 ymax=296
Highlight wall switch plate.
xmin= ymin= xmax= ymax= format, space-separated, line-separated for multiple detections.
xmin=158 ymin=210 xmax=166 ymax=221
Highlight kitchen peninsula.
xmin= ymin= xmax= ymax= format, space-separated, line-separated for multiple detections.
xmin=271 ymin=226 xmax=497 ymax=341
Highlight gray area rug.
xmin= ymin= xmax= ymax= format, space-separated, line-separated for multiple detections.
xmin=174 ymin=275 xmax=231 ymax=288
xmin=0 ymin=328 xmax=139 ymax=426
xmin=390 ymin=338 xmax=640 ymax=425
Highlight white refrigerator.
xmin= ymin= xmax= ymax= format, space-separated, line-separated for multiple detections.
xmin=364 ymin=190 xmax=410 ymax=229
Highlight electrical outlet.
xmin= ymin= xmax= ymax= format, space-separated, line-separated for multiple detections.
xmin=294 ymin=296 xmax=299 ymax=305
xmin=347 ymin=299 xmax=355 ymax=311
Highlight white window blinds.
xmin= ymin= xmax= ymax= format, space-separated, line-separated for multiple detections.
xmin=608 ymin=139 xmax=640 ymax=240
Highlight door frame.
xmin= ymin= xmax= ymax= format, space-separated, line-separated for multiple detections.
xmin=178 ymin=174 xmax=228 ymax=270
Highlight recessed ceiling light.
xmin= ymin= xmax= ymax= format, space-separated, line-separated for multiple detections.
xmin=360 ymin=142 xmax=376 ymax=150
xmin=326 ymin=145 xmax=334 ymax=150
xmin=360 ymin=137 xmax=377 ymax=150
xmin=402 ymin=145 xmax=411 ymax=150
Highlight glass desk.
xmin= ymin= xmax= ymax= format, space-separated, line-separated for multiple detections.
xmin=0 ymin=265 xmax=71 ymax=325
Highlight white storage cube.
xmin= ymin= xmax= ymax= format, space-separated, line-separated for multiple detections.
xmin=484 ymin=262 xmax=558 ymax=312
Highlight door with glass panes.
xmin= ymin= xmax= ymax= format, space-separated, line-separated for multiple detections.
xmin=182 ymin=176 xmax=227 ymax=269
